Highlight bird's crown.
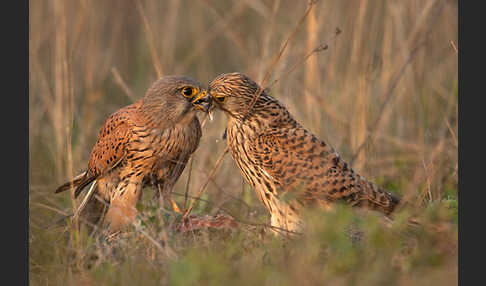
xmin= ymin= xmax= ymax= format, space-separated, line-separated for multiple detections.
xmin=209 ymin=72 xmax=276 ymax=119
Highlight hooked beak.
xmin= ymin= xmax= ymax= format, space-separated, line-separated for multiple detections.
xmin=191 ymin=90 xmax=211 ymax=112
xmin=191 ymin=90 xmax=214 ymax=120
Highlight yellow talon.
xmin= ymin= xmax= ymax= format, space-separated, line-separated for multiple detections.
xmin=170 ymin=199 xmax=182 ymax=214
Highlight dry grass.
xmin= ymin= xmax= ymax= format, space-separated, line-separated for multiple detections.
xmin=29 ymin=0 xmax=458 ymax=285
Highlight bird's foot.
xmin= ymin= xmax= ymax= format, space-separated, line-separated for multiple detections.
xmin=170 ymin=199 xmax=182 ymax=214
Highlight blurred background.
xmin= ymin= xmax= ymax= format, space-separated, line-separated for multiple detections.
xmin=29 ymin=0 xmax=457 ymax=284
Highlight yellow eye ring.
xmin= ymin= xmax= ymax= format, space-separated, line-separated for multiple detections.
xmin=182 ymin=86 xmax=198 ymax=98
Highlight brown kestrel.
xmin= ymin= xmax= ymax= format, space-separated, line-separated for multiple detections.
xmin=208 ymin=72 xmax=400 ymax=235
xmin=55 ymin=76 xmax=212 ymax=234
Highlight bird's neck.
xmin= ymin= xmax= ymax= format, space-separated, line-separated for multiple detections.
xmin=227 ymin=106 xmax=269 ymax=136
xmin=176 ymin=109 xmax=198 ymax=127
xmin=228 ymin=100 xmax=296 ymax=136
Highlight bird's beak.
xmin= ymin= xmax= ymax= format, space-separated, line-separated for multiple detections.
xmin=191 ymin=90 xmax=213 ymax=119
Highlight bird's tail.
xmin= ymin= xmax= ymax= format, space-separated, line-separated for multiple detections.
xmin=362 ymin=182 xmax=424 ymax=229
xmin=54 ymin=170 xmax=97 ymax=198
xmin=362 ymin=181 xmax=401 ymax=216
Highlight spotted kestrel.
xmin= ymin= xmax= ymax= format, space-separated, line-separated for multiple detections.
xmin=208 ymin=72 xmax=400 ymax=235
xmin=55 ymin=76 xmax=212 ymax=234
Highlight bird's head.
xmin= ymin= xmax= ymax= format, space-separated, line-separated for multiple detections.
xmin=142 ymin=75 xmax=212 ymax=123
xmin=208 ymin=72 xmax=270 ymax=121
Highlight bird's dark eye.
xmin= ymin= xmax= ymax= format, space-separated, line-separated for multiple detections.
xmin=215 ymin=96 xmax=226 ymax=103
xmin=182 ymin=86 xmax=197 ymax=98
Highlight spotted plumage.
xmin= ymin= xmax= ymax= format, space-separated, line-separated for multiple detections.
xmin=209 ymin=72 xmax=400 ymax=235
xmin=55 ymin=76 xmax=211 ymax=233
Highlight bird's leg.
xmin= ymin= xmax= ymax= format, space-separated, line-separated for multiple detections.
xmin=152 ymin=183 xmax=161 ymax=200
xmin=104 ymin=180 xmax=142 ymax=233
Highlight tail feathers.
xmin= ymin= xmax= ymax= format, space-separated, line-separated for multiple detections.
xmin=54 ymin=171 xmax=87 ymax=193
xmin=74 ymin=175 xmax=97 ymax=198
xmin=387 ymin=191 xmax=401 ymax=212
xmin=370 ymin=189 xmax=424 ymax=230
xmin=54 ymin=171 xmax=97 ymax=199
xmin=364 ymin=182 xmax=401 ymax=216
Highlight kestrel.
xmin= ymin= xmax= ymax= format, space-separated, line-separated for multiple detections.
xmin=208 ymin=72 xmax=400 ymax=235
xmin=55 ymin=76 xmax=212 ymax=234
